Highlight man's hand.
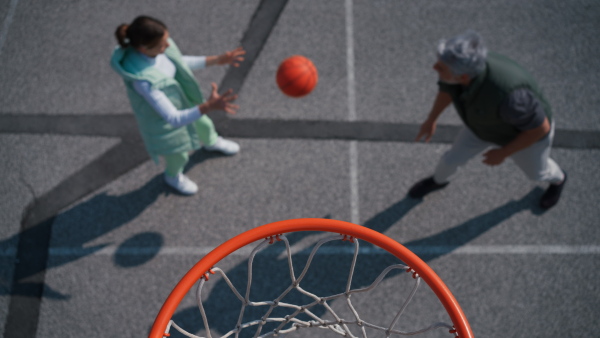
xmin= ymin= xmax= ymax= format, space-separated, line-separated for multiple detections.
xmin=200 ymin=83 xmax=239 ymax=115
xmin=482 ymin=148 xmax=508 ymax=166
xmin=482 ymin=118 xmax=551 ymax=166
xmin=415 ymin=91 xmax=452 ymax=142
xmin=415 ymin=118 xmax=437 ymax=143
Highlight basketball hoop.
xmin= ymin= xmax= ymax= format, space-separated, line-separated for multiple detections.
xmin=149 ymin=218 xmax=474 ymax=338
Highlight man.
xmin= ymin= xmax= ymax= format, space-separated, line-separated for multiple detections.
xmin=409 ymin=30 xmax=566 ymax=209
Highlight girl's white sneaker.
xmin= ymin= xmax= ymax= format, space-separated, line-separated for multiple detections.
xmin=204 ymin=137 xmax=240 ymax=155
xmin=164 ymin=173 xmax=198 ymax=195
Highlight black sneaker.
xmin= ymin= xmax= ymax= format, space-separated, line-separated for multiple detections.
xmin=540 ymin=171 xmax=567 ymax=209
xmin=408 ymin=177 xmax=449 ymax=199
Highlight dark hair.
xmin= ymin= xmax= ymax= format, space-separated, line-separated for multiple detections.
xmin=115 ymin=16 xmax=167 ymax=49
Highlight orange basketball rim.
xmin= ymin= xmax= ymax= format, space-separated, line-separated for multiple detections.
xmin=149 ymin=218 xmax=474 ymax=338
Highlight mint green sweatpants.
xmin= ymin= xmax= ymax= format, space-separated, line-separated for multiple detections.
xmin=164 ymin=115 xmax=218 ymax=177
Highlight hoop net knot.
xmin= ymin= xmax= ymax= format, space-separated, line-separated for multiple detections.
xmin=406 ymin=267 xmax=419 ymax=279
xmin=268 ymin=234 xmax=282 ymax=244
xmin=162 ymin=333 xmax=170 ymax=337
xmin=201 ymin=269 xmax=215 ymax=281
xmin=341 ymin=234 xmax=354 ymax=243
xmin=449 ymin=327 xmax=459 ymax=337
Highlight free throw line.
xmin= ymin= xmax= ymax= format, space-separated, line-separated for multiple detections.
xmin=2 ymin=245 xmax=599 ymax=257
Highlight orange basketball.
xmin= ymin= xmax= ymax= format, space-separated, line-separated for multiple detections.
xmin=276 ymin=55 xmax=318 ymax=98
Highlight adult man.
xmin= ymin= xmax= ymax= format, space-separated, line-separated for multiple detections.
xmin=409 ymin=30 xmax=566 ymax=209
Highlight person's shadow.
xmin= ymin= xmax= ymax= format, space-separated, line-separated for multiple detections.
xmin=1 ymin=149 xmax=225 ymax=299
xmin=165 ymin=187 xmax=546 ymax=337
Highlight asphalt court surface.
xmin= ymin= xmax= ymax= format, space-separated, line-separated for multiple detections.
xmin=1 ymin=0 xmax=600 ymax=337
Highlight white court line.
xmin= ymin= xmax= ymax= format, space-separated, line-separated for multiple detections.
xmin=3 ymin=245 xmax=600 ymax=257
xmin=0 ymin=0 xmax=19 ymax=56
xmin=345 ymin=0 xmax=356 ymax=122
xmin=349 ymin=141 xmax=359 ymax=224
xmin=346 ymin=0 xmax=360 ymax=225
xmin=50 ymin=245 xmax=600 ymax=256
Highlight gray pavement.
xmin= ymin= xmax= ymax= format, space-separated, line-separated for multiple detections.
xmin=1 ymin=0 xmax=599 ymax=337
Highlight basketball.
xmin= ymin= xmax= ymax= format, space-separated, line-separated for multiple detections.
xmin=276 ymin=55 xmax=318 ymax=98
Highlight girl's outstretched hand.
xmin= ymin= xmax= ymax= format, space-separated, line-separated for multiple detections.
xmin=217 ymin=47 xmax=246 ymax=67
xmin=200 ymin=83 xmax=239 ymax=115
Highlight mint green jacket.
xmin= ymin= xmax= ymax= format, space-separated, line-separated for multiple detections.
xmin=110 ymin=38 xmax=205 ymax=162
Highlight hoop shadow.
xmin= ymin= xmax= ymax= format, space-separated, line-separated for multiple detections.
xmin=0 ymin=174 xmax=166 ymax=299
xmin=165 ymin=187 xmax=546 ymax=337
xmin=113 ymin=231 xmax=164 ymax=268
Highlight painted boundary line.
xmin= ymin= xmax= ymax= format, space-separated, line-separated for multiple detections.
xmin=50 ymin=245 xmax=600 ymax=255
xmin=2 ymin=245 xmax=599 ymax=257
xmin=3 ymin=114 xmax=600 ymax=150
xmin=211 ymin=0 xmax=288 ymax=124
xmin=53 ymin=245 xmax=600 ymax=255
xmin=346 ymin=0 xmax=360 ymax=225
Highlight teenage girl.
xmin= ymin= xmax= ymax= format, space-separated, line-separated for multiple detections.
xmin=111 ymin=15 xmax=245 ymax=195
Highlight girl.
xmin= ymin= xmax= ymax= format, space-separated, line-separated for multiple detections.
xmin=110 ymin=16 xmax=245 ymax=195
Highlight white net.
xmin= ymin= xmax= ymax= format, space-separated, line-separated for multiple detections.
xmin=164 ymin=234 xmax=458 ymax=338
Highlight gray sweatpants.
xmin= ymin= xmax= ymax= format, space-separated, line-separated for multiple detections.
xmin=433 ymin=123 xmax=564 ymax=184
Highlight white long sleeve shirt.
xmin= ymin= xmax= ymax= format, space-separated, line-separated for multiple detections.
xmin=132 ymin=53 xmax=207 ymax=128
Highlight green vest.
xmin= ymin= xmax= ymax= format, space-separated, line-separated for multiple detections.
xmin=110 ymin=38 xmax=205 ymax=162
xmin=440 ymin=52 xmax=553 ymax=146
